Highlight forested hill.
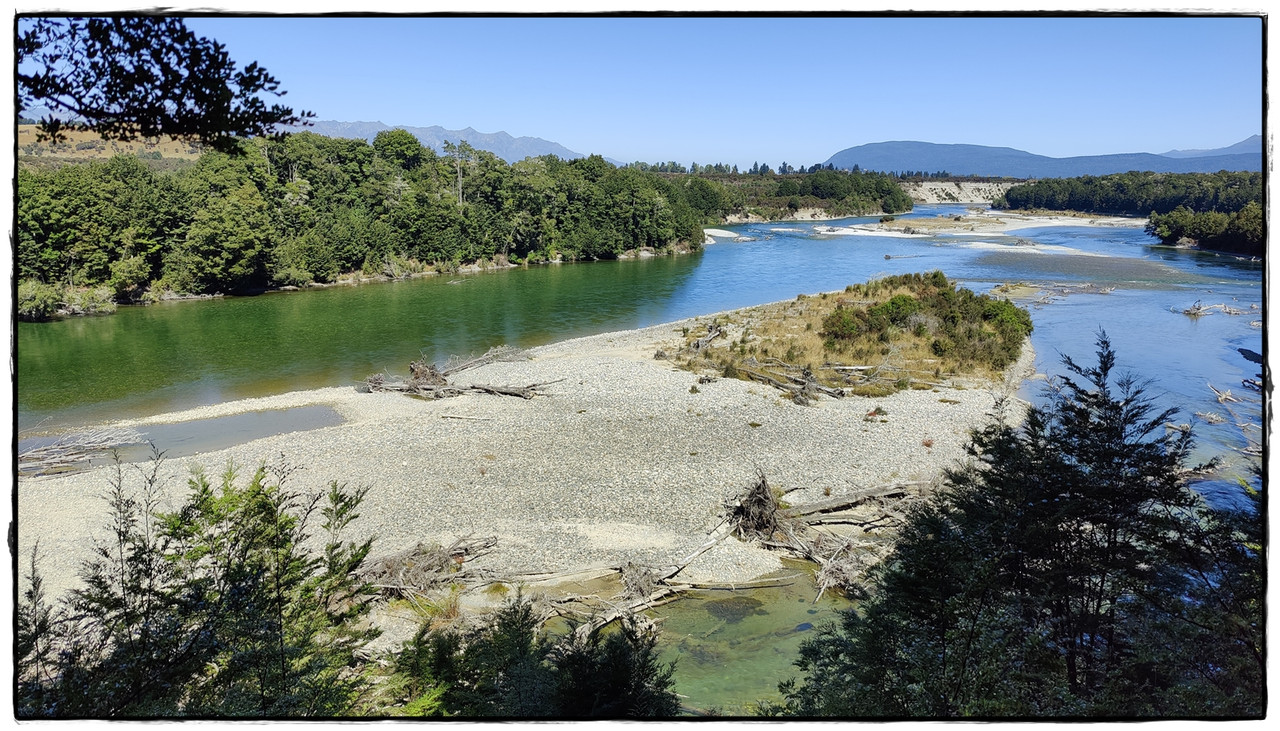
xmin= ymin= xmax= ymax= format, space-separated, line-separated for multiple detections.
xmin=295 ymin=120 xmax=608 ymax=165
xmin=824 ymin=139 xmax=1261 ymax=178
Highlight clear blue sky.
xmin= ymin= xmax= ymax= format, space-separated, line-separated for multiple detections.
xmin=177 ymin=15 xmax=1263 ymax=167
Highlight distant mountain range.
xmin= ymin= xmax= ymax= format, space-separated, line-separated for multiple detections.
xmin=823 ymin=136 xmax=1262 ymax=178
xmin=1159 ymin=136 xmax=1262 ymax=158
xmin=293 ymin=120 xmax=623 ymax=165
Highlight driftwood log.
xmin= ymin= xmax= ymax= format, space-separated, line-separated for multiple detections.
xmin=738 ymin=366 xmax=844 ymax=405
xmin=785 ymin=481 xmax=928 ymax=519
xmin=689 ymin=323 xmax=724 ymax=352
xmin=18 ymin=427 xmax=144 ymax=476
xmin=361 ymin=346 xmax=557 ymax=400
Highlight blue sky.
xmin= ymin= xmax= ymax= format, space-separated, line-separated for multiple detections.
xmin=167 ymin=15 xmax=1258 ymax=167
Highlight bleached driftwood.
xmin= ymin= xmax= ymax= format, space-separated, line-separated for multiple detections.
xmin=18 ymin=427 xmax=143 ymax=476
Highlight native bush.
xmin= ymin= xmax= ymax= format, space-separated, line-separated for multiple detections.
xmin=868 ymin=294 xmax=921 ymax=327
xmin=391 ymin=594 xmax=680 ymax=718
xmin=772 ymin=333 xmax=1264 ymax=718
xmin=17 ymin=279 xmax=64 ymax=321
xmin=16 ymin=456 xmax=380 ymax=718
xmin=821 ymin=272 xmax=1031 ymax=371
xmin=820 ymin=305 xmax=864 ymax=342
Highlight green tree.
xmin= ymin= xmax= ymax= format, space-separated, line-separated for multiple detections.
xmin=165 ymin=183 xmax=275 ymax=293
xmin=16 ymin=456 xmax=380 ymax=718
xmin=373 ymin=129 xmax=426 ymax=171
xmin=1226 ymin=200 xmax=1263 ymax=250
xmin=17 ymin=16 xmax=311 ymax=151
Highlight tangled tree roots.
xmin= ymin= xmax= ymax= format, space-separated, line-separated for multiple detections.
xmin=725 ymin=469 xmax=789 ymax=541
xmin=620 ymin=561 xmax=660 ymax=601
xmin=723 ymin=469 xmax=934 ymax=601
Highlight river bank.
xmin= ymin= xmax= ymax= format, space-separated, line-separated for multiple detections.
xmin=16 ymin=302 xmax=1034 ymax=611
xmin=818 ymin=209 xmax=1146 ymax=238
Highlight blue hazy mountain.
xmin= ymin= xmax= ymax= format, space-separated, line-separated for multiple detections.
xmin=1159 ymin=134 xmax=1262 ymax=158
xmin=295 ymin=120 xmax=621 ymax=165
xmin=823 ymin=137 xmax=1261 ymax=178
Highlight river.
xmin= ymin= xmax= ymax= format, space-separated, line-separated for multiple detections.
xmin=14 ymin=203 xmax=1264 ymax=713
xmin=18 ymin=205 xmax=1263 ymax=488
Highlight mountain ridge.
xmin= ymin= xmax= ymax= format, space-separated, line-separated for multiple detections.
xmin=1160 ymin=134 xmax=1262 ymax=158
xmin=823 ymin=137 xmax=1261 ymax=178
xmin=292 ymin=120 xmax=624 ymax=165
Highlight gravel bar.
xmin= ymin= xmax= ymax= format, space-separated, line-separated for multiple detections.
xmin=16 ymin=311 xmax=1035 ymax=600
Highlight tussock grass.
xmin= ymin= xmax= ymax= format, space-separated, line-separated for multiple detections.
xmin=674 ymin=271 xmax=1031 ymax=397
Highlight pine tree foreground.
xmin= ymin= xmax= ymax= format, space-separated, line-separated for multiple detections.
xmin=769 ymin=332 xmax=1264 ymax=718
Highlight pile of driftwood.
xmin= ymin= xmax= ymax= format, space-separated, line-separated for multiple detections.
xmin=361 ymin=346 xmax=561 ymax=400
xmin=736 ymin=361 xmax=846 ymax=405
xmin=1205 ymin=382 xmax=1265 ymax=459
xmin=18 ymin=427 xmax=142 ymax=476
xmin=358 ymin=535 xmax=498 ymax=601
xmin=741 ymin=471 xmax=927 ymax=601
xmin=360 ymin=471 xmax=930 ymax=639
xmin=560 ymin=469 xmax=926 ymax=607
xmin=1031 ymin=282 xmax=1115 ymax=307
xmin=1178 ymin=300 xmax=1252 ymax=318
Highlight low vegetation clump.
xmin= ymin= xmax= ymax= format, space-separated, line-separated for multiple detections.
xmin=675 ymin=271 xmax=1031 ymax=398
xmin=17 ymin=280 xmax=118 ymax=321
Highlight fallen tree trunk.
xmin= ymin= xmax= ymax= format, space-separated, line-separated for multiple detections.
xmin=666 ymin=574 xmax=801 ymax=591
xmin=571 ymin=586 xmax=684 ymax=642
xmin=18 ymin=427 xmax=145 ymax=476
xmin=359 ymin=535 xmax=498 ymax=597
xmin=805 ymin=512 xmax=908 ymax=531
xmin=469 ymin=379 xmax=565 ymax=399
xmin=738 ymin=367 xmax=844 ymax=405
xmin=785 ymin=481 xmax=928 ymax=518
xmin=689 ymin=323 xmax=724 ymax=352
xmin=656 ymin=519 xmax=737 ymax=583
xmin=364 ymin=378 xmax=558 ymax=400
xmin=440 ymin=345 xmax=526 ymax=376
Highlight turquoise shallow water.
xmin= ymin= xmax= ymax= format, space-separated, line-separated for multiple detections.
xmin=647 ymin=567 xmax=857 ymax=716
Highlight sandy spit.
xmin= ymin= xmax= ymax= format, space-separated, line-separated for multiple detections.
xmin=16 ymin=310 xmax=1034 ymax=601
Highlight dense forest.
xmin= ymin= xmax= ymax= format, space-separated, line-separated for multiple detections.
xmin=994 ymin=171 xmax=1263 ymax=255
xmin=15 ymin=132 xmax=711 ymax=315
xmin=678 ymin=166 xmax=913 ymax=221
xmin=15 ymin=133 xmax=915 ymax=321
